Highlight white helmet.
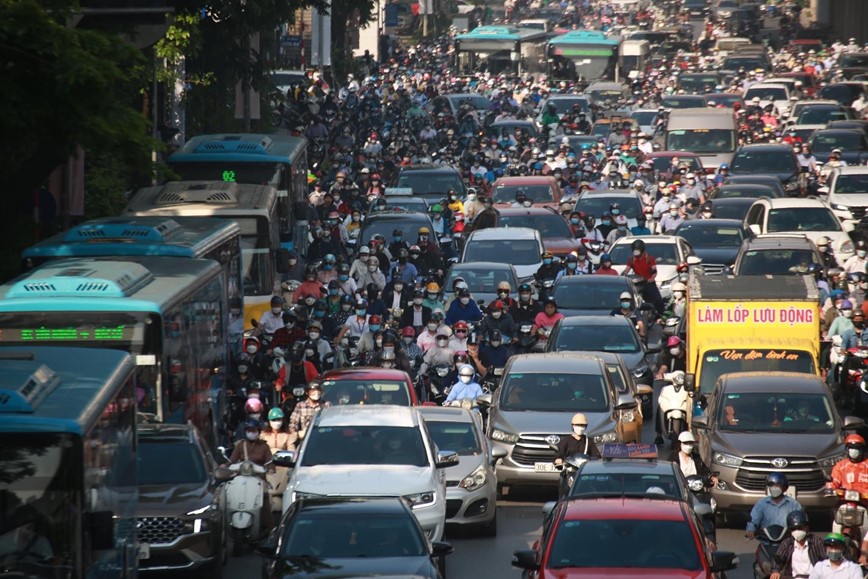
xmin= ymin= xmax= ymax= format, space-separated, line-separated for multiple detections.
xmin=672 ymin=282 xmax=687 ymax=293
xmin=678 ymin=431 xmax=696 ymax=443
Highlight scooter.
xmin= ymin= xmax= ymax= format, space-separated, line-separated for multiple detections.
xmin=687 ymin=473 xmax=718 ymax=543
xmin=656 ymin=371 xmax=691 ymax=448
xmin=425 ymin=363 xmax=453 ymax=405
xmin=551 ymin=451 xmax=590 ymax=500
xmin=532 ymin=326 xmax=553 ymax=353
xmin=826 ymin=484 xmax=868 ymax=562
xmin=515 ymin=323 xmax=539 ymax=354
xmin=753 ymin=525 xmax=787 ymax=579
xmin=219 ymin=448 xmax=269 ymax=556
xmin=536 ymin=278 xmax=556 ymax=302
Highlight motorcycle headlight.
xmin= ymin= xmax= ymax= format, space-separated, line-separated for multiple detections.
xmin=712 ymin=451 xmax=743 ymax=468
xmin=240 ymin=462 xmax=255 ymax=476
xmin=659 ymin=277 xmax=675 ymax=289
xmin=593 ymin=430 xmax=619 ymax=444
xmin=819 ymin=453 xmax=845 ymax=468
xmin=186 ymin=504 xmax=214 ymax=516
xmin=404 ymin=491 xmax=436 ymax=509
xmin=490 ymin=429 xmax=519 ymax=444
xmin=687 ymin=478 xmax=705 ymax=492
xmin=459 ymin=465 xmax=487 ymax=492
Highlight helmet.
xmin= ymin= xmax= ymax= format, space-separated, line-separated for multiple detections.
xmin=307 ymin=380 xmax=322 ymax=392
xmin=243 ymin=418 xmax=261 ymax=432
xmin=786 ymin=510 xmax=808 ymax=530
xmin=268 ymin=407 xmax=285 ymax=420
xmin=244 ymin=398 xmax=263 ymax=414
xmin=631 ymin=239 xmax=646 ymax=252
xmin=324 ymin=253 xmax=336 ymax=264
xmin=426 ymin=282 xmax=441 ymax=293
xmin=518 ymin=282 xmax=533 ymax=293
xmin=845 ymin=434 xmax=865 ymax=461
xmin=571 ymin=413 xmax=588 ymax=426
xmin=458 ymin=364 xmax=475 ymax=377
xmin=766 ymin=472 xmax=789 ymax=490
xmin=453 ymin=351 xmax=469 ymax=365
xmin=667 ymin=336 xmax=683 ymax=347
xmin=672 ymin=282 xmax=687 ymax=293
xmin=543 ymin=296 xmax=557 ymax=308
xmin=401 ymin=326 xmax=416 ymax=337
xmin=601 ymin=253 xmax=612 ymax=263
xmin=841 ymin=299 xmax=854 ymax=310
xmin=542 ymin=250 xmax=554 ymax=260
xmin=816 ymin=236 xmax=831 ymax=248
xmin=824 ymin=532 xmax=847 ymax=548
xmin=489 ymin=329 xmax=503 ymax=342
xmin=271 ymin=295 xmax=284 ymax=306
xmin=453 ymin=320 xmax=469 ymax=332
xmin=678 ymin=431 xmax=695 ymax=443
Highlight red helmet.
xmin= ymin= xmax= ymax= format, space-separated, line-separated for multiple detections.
xmin=244 ymin=398 xmax=263 ymax=414
xmin=845 ymin=434 xmax=865 ymax=447
xmin=676 ymin=261 xmax=690 ymax=273
xmin=667 ymin=336 xmax=682 ymax=347
xmin=401 ymin=326 xmax=416 ymax=337
xmin=453 ymin=320 xmax=469 ymax=331
xmin=371 ymin=173 xmax=381 ymax=180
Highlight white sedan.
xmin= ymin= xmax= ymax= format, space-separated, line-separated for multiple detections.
xmin=608 ymin=235 xmax=701 ymax=300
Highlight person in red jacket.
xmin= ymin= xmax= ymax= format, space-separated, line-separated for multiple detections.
xmin=829 ymin=434 xmax=868 ymax=563
xmin=274 ymin=344 xmax=320 ymax=394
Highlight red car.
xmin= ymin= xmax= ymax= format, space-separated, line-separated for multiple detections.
xmin=512 ymin=497 xmax=738 ymax=578
xmin=318 ymin=367 xmax=419 ymax=406
xmin=495 ymin=206 xmax=582 ymax=257
xmin=491 ymin=176 xmax=563 ymax=211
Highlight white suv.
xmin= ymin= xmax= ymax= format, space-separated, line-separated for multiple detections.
xmin=276 ymin=405 xmax=457 ymax=541
xmin=825 ymin=166 xmax=868 ymax=226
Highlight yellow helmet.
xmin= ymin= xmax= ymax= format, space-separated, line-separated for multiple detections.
xmin=426 ymin=282 xmax=440 ymax=293
xmin=571 ymin=413 xmax=588 ymax=426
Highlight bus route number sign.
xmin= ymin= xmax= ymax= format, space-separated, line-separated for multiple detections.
xmin=222 ymin=170 xmax=236 ymax=182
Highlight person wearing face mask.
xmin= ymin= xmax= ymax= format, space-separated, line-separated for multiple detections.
xmin=421 ymin=281 xmax=445 ymax=314
xmin=808 ymin=533 xmax=861 ymax=578
xmin=349 ymin=246 xmax=372 ymax=282
xmin=388 ymin=228 xmax=410 ymax=259
xmin=419 ymin=330 xmax=455 ymax=375
xmin=226 ymin=419 xmax=274 ymax=529
xmin=667 ymin=431 xmax=714 ymax=481
xmin=478 ymin=300 xmax=516 ymax=342
xmin=658 ymin=201 xmax=684 ymax=234
xmin=667 ymin=282 xmax=688 ymax=319
xmin=398 ymin=289 xmax=432 ymax=332
xmin=383 ymin=275 xmax=411 ymax=311
xmin=623 ymin=238 xmax=665 ymax=315
xmin=698 ymin=200 xmax=714 ymax=220
xmin=444 ymin=364 xmax=484 ymax=405
xmin=305 ymin=319 xmax=335 ymax=367
xmin=400 ymin=326 xmax=424 ymax=371
xmin=847 ymin=272 xmax=867 ymax=309
xmin=508 ymin=282 xmax=543 ymax=325
xmin=273 ymin=343 xmax=319 ymax=395
xmin=445 ymin=288 xmax=483 ymax=326
xmin=534 ymin=251 xmax=562 ymax=285
xmin=554 ymin=413 xmax=601 ymax=465
xmin=448 ymin=320 xmax=471 ymax=352
xmin=281 ymin=249 xmax=305 ymax=283
xmin=594 ymin=253 xmax=619 ymax=276
xmin=262 ymin=407 xmax=290 ymax=454
xmin=489 ymin=281 xmax=518 ymax=310
xmin=287 ymin=381 xmax=327 ymax=450
xmin=631 ymin=213 xmax=652 ymax=236
xmin=652 ymin=185 xmax=675 ymax=221
xmin=472 ymin=195 xmax=499 ymax=231
xmin=332 ymin=293 xmax=355 ymax=327
xmin=242 ymin=336 xmax=270 ymax=379
xmin=679 ymin=172 xmax=706 ymax=204
xmin=315 ymin=254 xmax=339 ymax=285
xmin=769 ymin=510 xmax=826 ymax=579
xmin=656 ymin=336 xmax=687 ymax=380
xmin=374 ymin=331 xmax=411 ymax=372
xmin=293 ymin=265 xmax=326 ymax=303
xmin=389 ymin=249 xmax=418 ymax=287
xmin=464 ymin=187 xmax=484 ymax=221
xmin=611 ymin=291 xmax=646 ymax=338
xmin=843 ymin=240 xmax=868 ymax=275
xmin=828 ymin=299 xmax=855 ymax=345
xmin=746 ymin=473 xmax=804 ymax=541
xmin=605 ymin=214 xmax=630 ymax=247
xmin=336 ymin=263 xmax=358 ymax=297
xmin=357 ymin=256 xmax=386 ymax=292
xmin=594 ymin=210 xmax=615 ymax=240
xmin=480 ymin=328 xmax=514 ymax=372
xmin=257 ymin=295 xmax=287 ymax=335
xmin=829 ymin=434 xmax=868 ymax=562
xmin=333 ymin=299 xmax=370 ymax=345
xmin=357 ymin=314 xmax=384 ymax=354
xmin=269 ymin=311 xmax=306 ymax=353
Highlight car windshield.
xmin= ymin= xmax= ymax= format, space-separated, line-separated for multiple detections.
xmin=138 ymin=441 xmax=206 ymax=485
xmin=810 ymin=131 xmax=863 ymax=152
xmin=301 ymin=426 xmax=428 ymax=467
xmin=678 ymin=76 xmax=719 ymax=93
xmin=631 ymin=110 xmax=658 ymax=126
xmin=552 ymin=323 xmax=640 ymax=353
xmin=492 ymin=184 xmax=554 ymax=203
xmin=499 ymin=372 xmax=609 ymax=412
xmin=738 ymin=248 xmax=820 ymax=275
xmin=712 ymin=202 xmax=751 ymax=220
xmin=745 ymin=86 xmax=787 ymax=100
xmin=718 ymin=392 xmax=835 ymax=433
xmin=798 ymin=108 xmax=849 ymax=124
xmin=705 ymin=93 xmax=743 ymax=108
xmin=575 ymin=196 xmax=643 ymax=219
xmin=445 ymin=267 xmax=515 ymax=294
xmin=648 ymin=156 xmax=704 ymax=174
xmin=554 ymin=281 xmax=630 ymax=310
xmin=731 ymin=150 xmax=798 ymax=174
xmin=281 ymin=513 xmax=426 ymax=559
xmin=840 ymin=54 xmax=868 ymax=68
xmin=699 ymin=349 xmax=817 ymax=394
xmin=570 ymin=472 xmax=680 ymax=498
xmin=610 ymin=243 xmax=678 ymax=265
xmin=360 ymin=216 xmax=431 ymax=247
xmin=589 ymin=89 xmax=624 ymax=102
xmin=676 ymin=224 xmax=745 ymax=248
xmin=498 ymin=214 xmax=572 ymax=238
xmin=724 ymin=57 xmax=767 ymax=70
xmin=834 ymin=173 xmax=868 ymax=193
xmin=548 ymin=519 xmax=701 ymax=569
xmin=767 ymin=208 xmax=841 ymax=232
xmin=397 ymin=172 xmax=465 ymax=196
xmin=662 ymin=97 xmax=706 ymax=109
xmin=667 ymin=129 xmax=735 ymax=154
xmin=715 ymin=185 xmax=774 ymax=199
xmin=464 ymin=239 xmax=540 ymax=266
xmin=447 ymin=95 xmax=491 ymax=111
xmin=319 ymin=379 xmax=411 ymax=406
xmin=425 ymin=421 xmax=481 ymax=455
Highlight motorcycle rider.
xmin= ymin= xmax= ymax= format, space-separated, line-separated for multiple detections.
xmin=273 ymin=343 xmax=319 ymax=395
xmin=419 ymin=330 xmax=455 ymax=375
xmin=623 ymin=238 xmax=665 ymax=314
xmin=287 ymin=381 xmax=326 ymax=451
xmin=808 ymin=533 xmax=862 ymax=578
xmin=226 ymin=418 xmax=274 ymax=529
xmin=399 ymin=289 xmax=432 ymax=333
xmin=422 ymin=281 xmax=446 ymax=315
xmin=829 ymin=434 xmax=868 ymax=562
xmin=746 ymin=473 xmax=804 ymax=540
xmin=554 ymin=413 xmax=601 ymax=464
xmin=844 ymin=240 xmax=868 ymax=275
xmin=667 ymin=432 xmax=715 ymax=480
xmin=594 ymin=253 xmax=618 ymax=275
xmin=533 ymin=296 xmax=564 ymax=338
xmin=447 ymin=320 xmax=470 ymax=352
xmin=480 ymin=329 xmax=513 ymax=371
xmin=257 ymin=296 xmax=287 ymax=335
xmin=534 ymin=251 xmax=562 ymax=284
xmin=445 ymin=287 xmax=483 ymax=325
xmin=491 ymin=281 xmax=518 ymax=309
xmin=667 ymin=282 xmax=688 ymax=318
xmin=444 ymin=364 xmax=484 ymax=405
xmin=656 ymin=335 xmax=687 ymax=379
xmin=509 ymin=283 xmax=543 ymax=325
xmin=478 ymin=300 xmax=516 ymax=342
xmin=305 ymin=319 xmax=335 ymax=368
xmin=769 ymin=511 xmax=826 ymax=579
xmin=555 ymin=253 xmax=582 ymax=279
xmin=611 ymin=291 xmax=646 ymax=338
xmin=416 ymin=312 xmax=447 ymax=352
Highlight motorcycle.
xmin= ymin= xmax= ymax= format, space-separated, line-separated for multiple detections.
xmin=552 ymin=451 xmax=590 ymax=500
xmin=424 ymin=363 xmax=453 ymax=404
xmin=826 ymin=485 xmax=868 ymax=562
xmin=581 ymin=239 xmax=605 ymax=266
xmin=753 ymin=525 xmax=788 ymax=579
xmin=656 ymin=371 xmax=691 ymax=448
xmin=337 ymin=335 xmax=361 ymax=368
xmin=533 ymin=326 xmax=553 ymax=353
xmin=841 ymin=346 xmax=868 ymax=410
xmin=482 ymin=366 xmax=505 ymax=392
xmin=515 ymin=323 xmax=539 ymax=354
xmin=535 ymin=278 xmax=556 ymax=302
xmin=218 ymin=448 xmax=269 ymax=556
xmin=687 ymin=473 xmax=718 ymax=543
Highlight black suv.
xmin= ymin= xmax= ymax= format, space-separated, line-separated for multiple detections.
xmin=137 ymin=423 xmax=226 ymax=577
xmin=729 ymin=143 xmax=802 ymax=196
xmin=394 ymin=164 xmax=466 ymax=204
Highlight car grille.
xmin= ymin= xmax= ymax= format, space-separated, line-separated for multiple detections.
xmin=701 ymin=263 xmax=726 ymax=275
xmin=734 ymin=456 xmax=826 ymax=492
xmin=510 ymin=433 xmax=566 ymax=466
xmin=445 ymin=499 xmax=463 ymax=519
xmin=137 ymin=517 xmax=186 ymax=545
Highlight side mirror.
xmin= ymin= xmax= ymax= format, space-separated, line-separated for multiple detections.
xmin=542 ymin=501 xmax=556 ymax=517
xmin=692 ymin=415 xmax=709 ymax=429
xmin=87 ymin=510 xmax=115 ymax=550
xmin=275 ymin=248 xmax=291 ymax=273
xmin=217 ymin=445 xmax=230 ymax=462
xmin=684 ymin=373 xmax=696 ymax=393
xmin=615 ymin=393 xmax=639 ymax=410
xmin=512 ymin=549 xmax=540 ymax=570
xmin=436 ymin=450 xmax=460 ymax=468
xmin=214 ymin=467 xmax=234 ymax=483
xmin=844 ymin=416 xmax=865 ymax=430
xmin=255 ymin=532 xmax=278 ymax=558
xmin=710 ymin=551 xmax=739 ymax=572
xmin=491 ymin=446 xmax=508 ymax=467
xmin=694 ymin=503 xmax=713 ymax=519
xmin=748 ymin=223 xmax=761 ymax=236
xmin=686 ymin=255 xmax=702 ymax=266
xmin=272 ymin=450 xmax=297 ymax=468
xmin=431 ymin=541 xmax=454 ymax=557
xmin=476 ymin=393 xmax=493 ymax=407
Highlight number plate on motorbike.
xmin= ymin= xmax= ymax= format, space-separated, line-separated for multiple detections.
xmin=494 ymin=368 xmax=503 ymax=376
xmin=137 ymin=544 xmax=150 ymax=560
xmin=846 ymin=489 xmax=860 ymax=502
xmin=534 ymin=462 xmax=558 ymax=473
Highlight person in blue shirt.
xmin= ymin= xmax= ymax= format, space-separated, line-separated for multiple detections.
xmin=479 ymin=329 xmax=513 ymax=370
xmin=445 ymin=288 xmax=483 ymax=326
xmin=745 ymin=473 xmax=804 ymax=539
xmin=630 ymin=214 xmax=652 ymax=236
xmin=445 ymin=364 xmax=484 ymax=404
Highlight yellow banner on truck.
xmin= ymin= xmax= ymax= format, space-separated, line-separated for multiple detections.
xmin=686 ymin=275 xmax=821 ymax=409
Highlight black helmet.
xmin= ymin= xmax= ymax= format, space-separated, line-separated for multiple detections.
xmin=453 ymin=350 xmax=469 ymax=365
xmin=631 ymin=239 xmax=646 ymax=252
xmin=393 ymin=228 xmax=403 ymax=237
xmin=543 ymin=296 xmax=557 ymax=308
xmin=766 ymin=472 xmax=789 ymax=491
xmin=243 ymin=418 xmax=261 ymax=432
xmin=701 ymin=200 xmax=713 ymax=212
xmin=518 ymin=282 xmax=533 ymax=293
xmin=786 ymin=510 xmax=808 ymax=530
xmin=489 ymin=329 xmax=503 ymax=342
xmin=467 ymin=332 xmax=480 ymax=345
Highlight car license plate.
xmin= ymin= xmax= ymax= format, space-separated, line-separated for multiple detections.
xmin=137 ymin=544 xmax=150 ymax=560
xmin=534 ymin=462 xmax=557 ymax=473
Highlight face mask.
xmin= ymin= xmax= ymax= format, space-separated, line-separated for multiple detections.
xmin=633 ymin=249 xmax=641 ymax=257
xmin=491 ymin=340 xmax=502 ymax=347
xmin=843 ymin=310 xmax=854 ymax=318
xmin=356 ymin=309 xmax=367 ymax=317
xmin=859 ymin=250 xmax=867 ymax=258
xmin=768 ymin=486 xmax=783 ymax=498
xmin=323 ymin=264 xmax=333 ymax=271
xmin=849 ymin=448 xmax=862 ymax=460
xmin=427 ymin=322 xmax=438 ymax=331
xmin=687 ymin=179 xmax=695 ymax=185
xmin=272 ymin=307 xmax=282 ymax=315
xmin=792 ymin=530 xmax=807 ymax=542
xmin=492 ymin=311 xmax=503 ymax=319
xmin=611 ymin=209 xmax=620 ymax=215
xmin=246 ymin=345 xmax=258 ymax=354
xmin=352 ymin=215 xmax=360 ymax=222
xmin=393 ymin=236 xmax=402 ymax=243
xmin=428 ymin=292 xmax=438 ymax=300
xmin=413 ymin=297 xmax=423 ymax=306
xmin=436 ymin=338 xmax=448 ymax=347
xmin=309 ymin=332 xmax=320 ymax=340
xmin=670 ymin=210 xmax=678 ymax=217
xmin=460 ymin=297 xmax=470 ymax=305
xmin=681 ymin=443 xmax=694 ymax=454
xmin=602 ymin=219 xmax=611 ymax=226
xmin=670 ymin=347 xmax=682 ymax=356
xmin=305 ymin=348 xmax=315 ymax=357
xmin=459 ymin=375 xmax=472 ymax=384
xmin=368 ymin=265 xmax=378 ymax=273
xmin=370 ymin=325 xmax=381 ymax=333
xmin=245 ymin=431 xmax=259 ymax=442
xmin=520 ymin=293 xmax=531 ymax=302
xmin=674 ymin=291 xmax=685 ymax=299
xmin=573 ymin=426 xmax=586 ymax=436
xmin=309 ymin=391 xmax=321 ymax=401
xmin=702 ymin=212 xmax=713 ymax=219
xmin=339 ymin=274 xmax=350 ymax=282
xmin=329 ymin=289 xmax=339 ymax=296
xmin=543 ymin=258 xmax=553 ymax=265
xmin=289 ymin=258 xmax=298 ymax=266
xmin=571 ymin=218 xmax=580 ymax=225
xmin=618 ymin=225 xmax=626 ymax=231
xmin=567 ymin=263 xmax=577 ymax=270
xmin=237 ymin=365 xmax=249 ymax=375
xmin=269 ymin=420 xmax=283 ymax=430
xmin=403 ymin=336 xmax=414 ymax=345
xmin=662 ymin=194 xmax=671 ymax=201
xmin=827 ymin=549 xmax=844 ymax=562
xmin=314 ymin=310 xmax=325 ymax=318
xmin=620 ymin=300 xmax=631 ymax=309
xmin=341 ymin=303 xmax=352 ymax=312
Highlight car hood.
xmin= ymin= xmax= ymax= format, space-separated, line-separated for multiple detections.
xmin=513 ymin=262 xmax=542 ymax=280
xmin=495 ymin=408 xmax=613 ymax=436
xmin=711 ymin=429 xmax=841 ymax=458
xmin=138 ymin=482 xmax=212 ymax=513
xmin=691 ymin=247 xmax=739 ymax=265
xmin=273 ymin=555 xmax=432 ymax=578
xmin=444 ymin=454 xmax=486 ymax=483
xmin=559 ymin=307 xmax=613 ymax=317
xmin=292 ymin=465 xmax=436 ymax=496
xmin=830 ymin=193 xmax=868 ymax=208
xmin=544 ymin=238 xmax=583 ymax=255
xmin=542 ymin=569 xmax=705 ymax=578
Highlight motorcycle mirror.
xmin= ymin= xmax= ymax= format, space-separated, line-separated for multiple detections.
xmin=692 ymin=415 xmax=709 ymax=429
xmin=214 ymin=467 xmax=233 ymax=483
xmin=683 ymin=373 xmax=696 ymax=393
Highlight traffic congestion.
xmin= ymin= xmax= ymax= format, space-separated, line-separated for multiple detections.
xmin=3 ymin=0 xmax=868 ymax=577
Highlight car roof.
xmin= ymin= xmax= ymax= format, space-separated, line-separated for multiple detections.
xmin=611 ymin=235 xmax=679 ymax=245
xmin=557 ymin=275 xmax=632 ymax=286
xmin=417 ymin=406 xmax=476 ymax=423
xmin=497 ymin=207 xmax=561 ymax=217
xmin=544 ymin=94 xmax=590 ymax=100
xmin=742 ymin=234 xmax=815 ymax=249
xmin=718 ymin=183 xmax=774 ymax=190
xmin=719 ymin=371 xmax=827 ymax=393
xmin=562 ymin=497 xmax=688 ymax=521
xmin=578 ymin=190 xmax=642 ymax=199
xmin=138 ymin=423 xmax=198 ymax=441
xmin=580 ymin=459 xmax=677 ymax=475
xmin=558 ymin=314 xmax=633 ymax=328
xmin=320 ymin=367 xmax=412 ymax=382
xmin=398 ymin=164 xmax=460 ymax=174
xmin=316 ymin=405 xmax=419 ymax=427
xmin=736 ymin=143 xmax=793 ymax=152
xmin=754 ymin=197 xmax=826 ymax=208
xmin=677 ymin=218 xmax=744 ymax=228
xmin=493 ymin=176 xmax=557 ymax=185
xmin=811 ymin=128 xmax=863 ymax=136
xmin=449 ymin=261 xmax=514 ymax=271
xmin=645 ymin=151 xmax=701 ymax=158
xmin=711 ymin=197 xmax=755 ymax=206
xmin=296 ymin=497 xmax=412 ymax=516
xmin=467 ymin=227 xmax=538 ymax=240
xmin=833 ymin=166 xmax=868 ymax=175
xmin=507 ymin=352 xmax=605 ymax=373
xmin=746 ymin=82 xmax=789 ymax=90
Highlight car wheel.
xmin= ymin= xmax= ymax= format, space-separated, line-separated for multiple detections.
xmin=232 ymin=527 xmax=244 ymax=557
xmin=478 ymin=511 xmax=497 ymax=538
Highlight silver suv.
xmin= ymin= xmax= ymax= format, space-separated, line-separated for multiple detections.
xmin=480 ymin=353 xmax=642 ymax=491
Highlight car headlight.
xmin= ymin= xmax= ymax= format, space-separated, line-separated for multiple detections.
xmin=490 ymin=429 xmax=519 ymax=443
xmin=620 ymin=410 xmax=636 ymax=423
xmin=841 ymin=240 xmax=854 ymax=254
xmin=784 ymin=180 xmax=800 ymax=191
xmin=831 ymin=203 xmax=850 ymax=211
xmin=712 ymin=451 xmax=743 ymax=468
xmin=186 ymin=504 xmax=214 ymax=516
xmin=594 ymin=430 xmax=619 ymax=444
xmin=459 ymin=465 xmax=487 ymax=492
xmin=404 ymin=491 xmax=436 ymax=509
xmin=632 ymin=364 xmax=649 ymax=379
xmin=292 ymin=491 xmax=324 ymax=502
xmin=819 ymin=453 xmax=845 ymax=468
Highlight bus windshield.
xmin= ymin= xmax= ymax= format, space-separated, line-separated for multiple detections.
xmin=241 ymin=238 xmax=276 ymax=297
xmin=699 ymin=348 xmax=816 ymax=394
xmin=550 ymin=46 xmax=618 ymax=81
xmin=0 ymin=433 xmax=81 ymax=578
xmin=168 ymin=161 xmax=283 ymax=187
xmin=667 ymin=129 xmax=735 ymax=154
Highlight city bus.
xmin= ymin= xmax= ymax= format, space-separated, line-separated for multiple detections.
xmin=547 ymin=30 xmax=622 ymax=83
xmin=454 ymin=25 xmax=551 ymax=77
xmin=0 ymin=346 xmax=137 ymax=579
xmin=165 ymin=133 xmax=309 ymax=253
xmin=21 ymin=216 xmax=244 ymax=351
xmin=124 ymin=182 xmax=289 ymax=328
xmin=0 ymin=256 xmax=229 ymax=450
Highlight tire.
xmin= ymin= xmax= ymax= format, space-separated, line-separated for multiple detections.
xmin=231 ymin=527 xmax=244 ymax=557
xmin=478 ymin=511 xmax=497 ymax=538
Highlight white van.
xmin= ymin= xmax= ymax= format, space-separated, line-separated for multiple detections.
xmin=665 ymin=108 xmax=737 ymax=171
